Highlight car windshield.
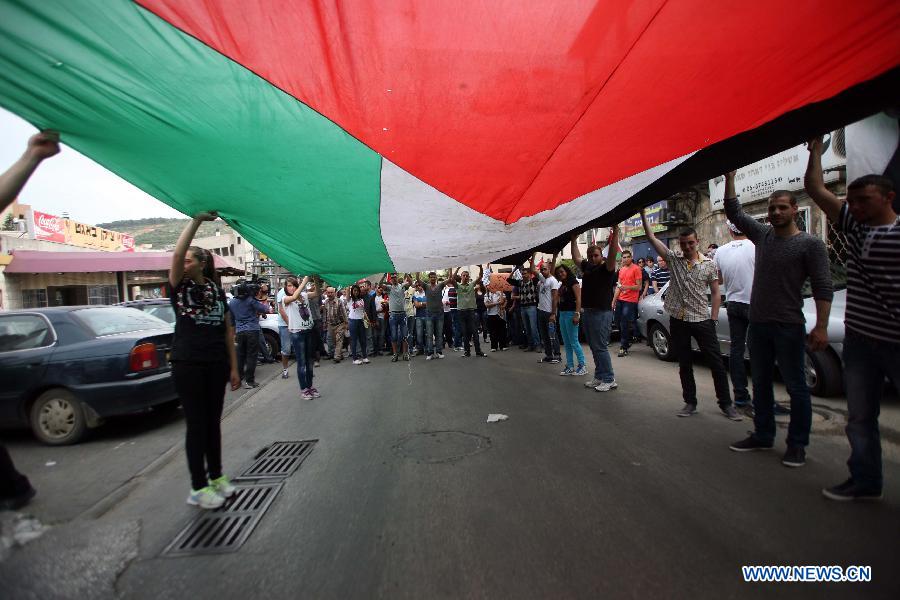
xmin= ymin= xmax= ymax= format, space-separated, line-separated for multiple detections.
xmin=72 ymin=307 xmax=171 ymax=337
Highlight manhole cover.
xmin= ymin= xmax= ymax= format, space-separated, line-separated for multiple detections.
xmin=393 ymin=431 xmax=491 ymax=463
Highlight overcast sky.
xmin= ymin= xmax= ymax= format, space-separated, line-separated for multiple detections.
xmin=0 ymin=107 xmax=185 ymax=224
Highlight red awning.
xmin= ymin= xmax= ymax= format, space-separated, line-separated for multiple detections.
xmin=4 ymin=250 xmax=243 ymax=275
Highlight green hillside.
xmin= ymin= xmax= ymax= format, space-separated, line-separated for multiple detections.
xmin=96 ymin=218 xmax=234 ymax=249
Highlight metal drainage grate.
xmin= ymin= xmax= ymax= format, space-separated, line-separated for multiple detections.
xmin=161 ymin=481 xmax=283 ymax=557
xmin=237 ymin=440 xmax=318 ymax=480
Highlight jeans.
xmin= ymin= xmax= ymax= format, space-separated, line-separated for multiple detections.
xmin=290 ymin=330 xmax=314 ymax=390
xmin=426 ymin=312 xmax=444 ymax=355
xmin=458 ymin=309 xmax=482 ymax=353
xmin=406 ymin=315 xmax=417 ymax=351
xmin=617 ymin=301 xmax=638 ymax=350
xmin=507 ymin=306 xmax=523 ymax=346
xmin=415 ymin=316 xmax=428 ymax=352
xmin=726 ymin=301 xmax=752 ymax=405
xmin=537 ymin=309 xmax=561 ymax=359
xmin=389 ymin=312 xmax=408 ymax=351
xmin=583 ymin=309 xmax=615 ymax=383
xmin=375 ymin=316 xmax=386 ymax=351
xmin=451 ymin=310 xmax=462 ymax=347
xmin=172 ymin=361 xmax=228 ymax=490
xmin=257 ymin=329 xmax=273 ymax=362
xmin=670 ymin=318 xmax=732 ymax=407
xmin=476 ymin=309 xmax=487 ymax=338
xmin=558 ymin=311 xmax=586 ymax=368
xmin=278 ymin=325 xmax=291 ymax=358
xmin=235 ymin=330 xmax=260 ymax=383
xmin=488 ymin=314 xmax=507 ymax=349
xmin=311 ymin=319 xmax=325 ymax=359
xmin=843 ymin=330 xmax=900 ymax=489
xmin=349 ymin=318 xmax=367 ymax=360
xmin=520 ymin=304 xmax=540 ymax=348
xmin=749 ymin=322 xmax=809 ymax=447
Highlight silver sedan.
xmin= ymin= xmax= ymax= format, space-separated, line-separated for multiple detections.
xmin=636 ymin=283 xmax=846 ymax=397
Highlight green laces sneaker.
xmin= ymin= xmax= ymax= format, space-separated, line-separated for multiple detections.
xmin=210 ymin=475 xmax=237 ymax=498
xmin=187 ymin=486 xmax=225 ymax=509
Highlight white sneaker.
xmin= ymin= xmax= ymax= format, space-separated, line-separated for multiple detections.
xmin=363 ymin=358 xmax=370 ymax=364
xmin=436 ymin=353 xmax=445 ymax=359
xmin=585 ymin=378 xmax=602 ymax=388
xmin=426 ymin=354 xmax=434 ymax=361
xmin=301 ymin=389 xmax=314 ymax=400
xmin=594 ymin=381 xmax=619 ymax=392
xmin=574 ymin=366 xmax=588 ymax=376
xmin=559 ymin=367 xmax=575 ymax=376
xmin=353 ymin=359 xmax=362 ymax=365
xmin=187 ymin=486 xmax=225 ymax=509
xmin=456 ymin=347 xmax=464 ymax=352
xmin=490 ymin=348 xmax=497 ymax=352
xmin=281 ymin=369 xmax=289 ymax=379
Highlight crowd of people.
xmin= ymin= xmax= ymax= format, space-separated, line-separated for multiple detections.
xmin=0 ymin=128 xmax=896 ymax=513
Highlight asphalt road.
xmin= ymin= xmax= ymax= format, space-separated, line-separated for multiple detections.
xmin=2 ymin=342 xmax=898 ymax=599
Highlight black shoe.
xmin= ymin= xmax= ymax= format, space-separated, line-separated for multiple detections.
xmin=519 ymin=345 xmax=529 ymax=350
xmin=0 ymin=485 xmax=36 ymax=511
xmin=391 ymin=354 xmax=399 ymax=362
xmin=822 ymin=478 xmax=883 ymax=502
xmin=463 ymin=351 xmax=470 ymax=357
xmin=774 ymin=403 xmax=791 ymax=416
xmin=729 ymin=434 xmax=773 ymax=452
xmin=782 ymin=445 xmax=806 ymax=467
xmin=476 ymin=351 xmax=486 ymax=357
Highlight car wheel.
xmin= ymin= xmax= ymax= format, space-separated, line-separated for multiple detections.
xmin=649 ymin=323 xmax=676 ymax=362
xmin=262 ymin=330 xmax=280 ymax=358
xmin=30 ymin=389 xmax=88 ymax=445
xmin=805 ymin=349 xmax=843 ymax=397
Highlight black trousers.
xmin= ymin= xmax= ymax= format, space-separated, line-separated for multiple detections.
xmin=236 ymin=330 xmax=260 ymax=383
xmin=0 ymin=444 xmax=31 ymax=498
xmin=458 ymin=309 xmax=482 ymax=353
xmin=488 ymin=314 xmax=507 ymax=350
xmin=670 ymin=318 xmax=732 ymax=407
xmin=172 ymin=361 xmax=229 ymax=490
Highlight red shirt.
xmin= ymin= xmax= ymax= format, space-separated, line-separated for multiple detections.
xmin=617 ymin=264 xmax=643 ymax=303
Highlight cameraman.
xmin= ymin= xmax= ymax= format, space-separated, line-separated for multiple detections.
xmin=228 ymin=279 xmax=270 ymax=388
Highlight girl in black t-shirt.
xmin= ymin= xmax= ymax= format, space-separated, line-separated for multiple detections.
xmin=169 ymin=212 xmax=241 ymax=510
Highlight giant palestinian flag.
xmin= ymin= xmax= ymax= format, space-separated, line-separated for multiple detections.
xmin=1 ymin=1 xmax=898 ymax=284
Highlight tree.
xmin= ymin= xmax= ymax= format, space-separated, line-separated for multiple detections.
xmin=2 ymin=213 xmax=15 ymax=231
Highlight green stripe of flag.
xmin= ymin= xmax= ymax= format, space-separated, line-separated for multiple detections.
xmin=0 ymin=0 xmax=393 ymax=283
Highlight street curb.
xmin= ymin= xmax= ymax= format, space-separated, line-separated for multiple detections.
xmin=75 ymin=364 xmax=286 ymax=522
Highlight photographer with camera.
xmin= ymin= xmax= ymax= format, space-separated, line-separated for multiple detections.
xmin=228 ymin=278 xmax=270 ymax=389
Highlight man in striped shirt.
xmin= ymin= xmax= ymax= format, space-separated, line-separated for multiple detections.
xmin=806 ymin=136 xmax=899 ymax=502
xmin=651 ymin=256 xmax=671 ymax=293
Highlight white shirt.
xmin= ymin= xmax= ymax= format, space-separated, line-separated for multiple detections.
xmin=486 ymin=291 xmax=503 ymax=316
xmin=714 ymin=239 xmax=755 ymax=303
xmin=274 ymin=288 xmax=287 ymax=327
xmin=537 ymin=274 xmax=560 ymax=312
xmin=282 ymin=291 xmax=314 ymax=332
xmin=442 ymin=287 xmax=451 ymax=313
xmin=347 ymin=297 xmax=367 ymax=320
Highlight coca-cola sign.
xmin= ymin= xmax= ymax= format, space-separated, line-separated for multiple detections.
xmin=32 ymin=211 xmax=66 ymax=243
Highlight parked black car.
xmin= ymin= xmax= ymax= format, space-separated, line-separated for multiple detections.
xmin=0 ymin=306 xmax=178 ymax=445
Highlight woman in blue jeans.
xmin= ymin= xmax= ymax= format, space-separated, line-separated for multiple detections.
xmin=282 ymin=276 xmax=319 ymax=400
xmin=554 ymin=265 xmax=587 ymax=376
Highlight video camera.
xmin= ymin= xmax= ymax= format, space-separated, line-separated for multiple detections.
xmin=231 ymin=278 xmax=261 ymax=299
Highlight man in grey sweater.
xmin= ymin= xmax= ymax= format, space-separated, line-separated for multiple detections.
xmin=724 ymin=171 xmax=833 ymax=468
xmin=383 ymin=273 xmax=412 ymax=362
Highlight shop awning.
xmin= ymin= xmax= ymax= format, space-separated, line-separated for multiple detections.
xmin=4 ymin=250 xmax=243 ymax=275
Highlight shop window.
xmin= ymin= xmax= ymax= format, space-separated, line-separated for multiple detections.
xmin=87 ymin=285 xmax=119 ymax=305
xmin=21 ymin=289 xmax=48 ymax=309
